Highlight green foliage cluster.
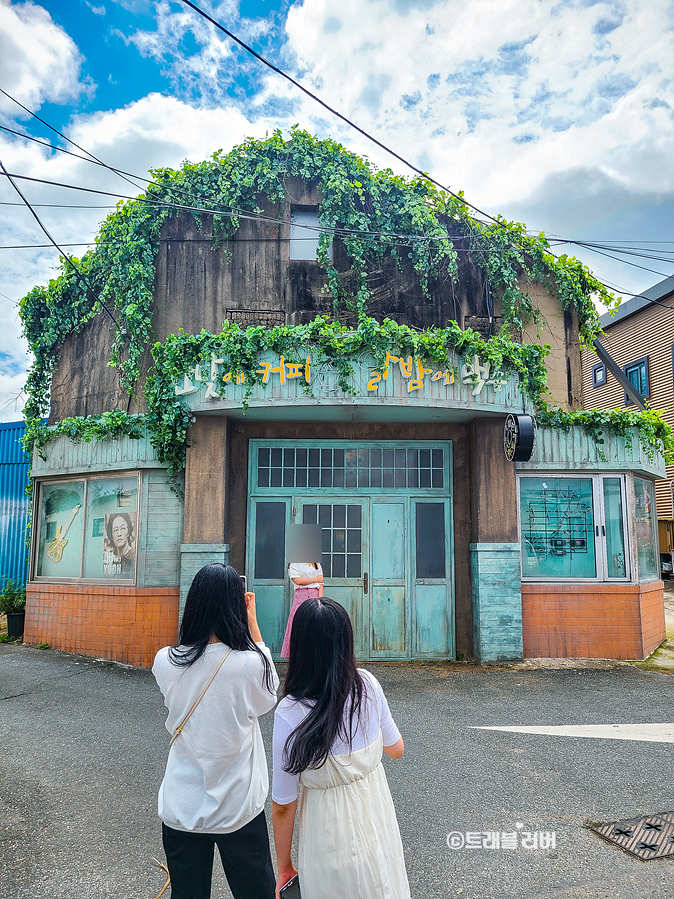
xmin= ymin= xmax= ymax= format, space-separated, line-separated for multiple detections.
xmin=537 ymin=406 xmax=674 ymax=465
xmin=19 ymin=130 xmax=616 ymax=432
xmin=441 ymin=206 xmax=618 ymax=344
xmin=0 ymin=578 xmax=26 ymax=614
xmin=17 ymin=128 xmax=661 ymax=486
xmin=146 ymin=316 xmax=548 ymax=484
xmin=27 ymin=409 xmax=145 ymax=460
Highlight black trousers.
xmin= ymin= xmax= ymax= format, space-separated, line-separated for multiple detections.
xmin=162 ymin=811 xmax=276 ymax=899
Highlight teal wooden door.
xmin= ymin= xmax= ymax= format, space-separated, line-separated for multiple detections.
xmin=370 ymin=498 xmax=407 ymax=658
xmin=298 ymin=498 xmax=369 ymax=659
xmin=247 ymin=440 xmax=455 ymax=660
xmin=247 ymin=498 xmax=289 ymax=656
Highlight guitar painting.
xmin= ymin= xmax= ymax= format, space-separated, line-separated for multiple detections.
xmin=47 ymin=504 xmax=81 ymax=563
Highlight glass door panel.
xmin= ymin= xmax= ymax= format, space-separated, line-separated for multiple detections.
xmin=414 ymin=501 xmax=451 ymax=656
xmin=602 ymin=477 xmax=627 ymax=579
xmin=300 ymin=499 xmax=369 ymax=657
xmin=249 ymin=499 xmax=289 ymax=655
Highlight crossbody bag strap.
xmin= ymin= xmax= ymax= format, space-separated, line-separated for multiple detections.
xmin=170 ymin=647 xmax=233 ymax=746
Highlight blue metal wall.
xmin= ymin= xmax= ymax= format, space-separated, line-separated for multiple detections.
xmin=0 ymin=421 xmax=30 ymax=584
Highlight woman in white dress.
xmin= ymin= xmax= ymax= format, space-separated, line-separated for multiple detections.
xmin=280 ymin=560 xmax=323 ymax=659
xmin=272 ymin=597 xmax=410 ymax=899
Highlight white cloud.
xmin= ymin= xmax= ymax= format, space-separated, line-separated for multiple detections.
xmin=2 ymin=0 xmax=674 ymax=419
xmin=0 ymin=0 xmax=88 ymax=116
xmin=0 ymin=93 xmax=266 ymax=421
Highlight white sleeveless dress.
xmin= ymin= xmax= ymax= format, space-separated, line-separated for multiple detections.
xmin=296 ymin=728 xmax=411 ymax=899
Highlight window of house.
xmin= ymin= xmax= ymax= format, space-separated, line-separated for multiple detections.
xmin=34 ymin=473 xmax=139 ymax=583
xmin=634 ymin=477 xmax=658 ymax=580
xmin=592 ymin=363 xmax=606 ymax=387
xmin=290 ymin=209 xmax=333 ymax=261
xmin=624 ymin=357 xmax=649 ymax=405
xmin=519 ymin=474 xmax=629 ymax=581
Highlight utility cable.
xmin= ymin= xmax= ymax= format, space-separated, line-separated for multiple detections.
xmin=179 ymin=0 xmax=497 ymax=226
xmin=6 ymin=98 xmax=672 ymax=281
xmin=0 ymin=160 xmax=121 ymax=329
xmin=0 ymin=87 xmax=145 ymax=193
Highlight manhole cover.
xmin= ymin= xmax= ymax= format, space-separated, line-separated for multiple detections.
xmin=590 ymin=812 xmax=674 ymax=860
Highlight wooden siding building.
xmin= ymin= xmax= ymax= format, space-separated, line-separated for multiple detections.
xmin=582 ymin=276 xmax=674 ymax=543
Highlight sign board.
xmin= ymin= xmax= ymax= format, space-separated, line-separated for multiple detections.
xmin=173 ymin=349 xmax=533 ymax=421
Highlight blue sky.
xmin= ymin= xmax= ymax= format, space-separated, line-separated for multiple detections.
xmin=0 ymin=0 xmax=673 ymax=418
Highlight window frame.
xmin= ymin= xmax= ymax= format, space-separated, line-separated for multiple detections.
xmin=592 ymin=363 xmax=606 ymax=387
xmin=623 ymin=356 xmax=650 ymax=405
xmin=517 ymin=472 xmax=631 ymax=584
xmin=31 ymin=471 xmax=140 ymax=585
xmin=289 ymin=206 xmax=333 ymax=262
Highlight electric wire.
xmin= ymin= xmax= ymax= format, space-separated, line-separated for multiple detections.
xmin=0 ymin=87 xmax=145 ymax=193
xmin=0 ymin=160 xmax=121 ymax=329
xmin=178 ymin=0 xmax=498 ymax=226
xmin=4 ymin=101 xmax=673 ymax=278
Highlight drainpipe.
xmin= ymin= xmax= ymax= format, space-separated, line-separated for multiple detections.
xmin=592 ymin=339 xmax=647 ymax=411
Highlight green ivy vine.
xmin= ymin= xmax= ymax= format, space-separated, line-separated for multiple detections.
xmin=144 ymin=315 xmax=548 ymax=484
xmin=536 ymin=406 xmax=674 ymax=464
xmin=18 ymin=128 xmax=667 ymax=487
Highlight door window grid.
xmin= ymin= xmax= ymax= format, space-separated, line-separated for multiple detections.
xmin=257 ymin=446 xmax=443 ymax=490
xmin=302 ymin=503 xmax=362 ymax=578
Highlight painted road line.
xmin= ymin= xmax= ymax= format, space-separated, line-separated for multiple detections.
xmin=470 ymin=724 xmax=674 ymax=743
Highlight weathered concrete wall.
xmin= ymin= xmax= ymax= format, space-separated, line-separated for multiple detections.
xmin=48 ymin=176 xmax=558 ymax=421
xmin=521 ymin=278 xmax=582 ymax=410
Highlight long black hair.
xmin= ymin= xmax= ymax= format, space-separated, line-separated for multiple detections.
xmin=282 ymin=597 xmax=365 ymax=774
xmin=169 ymin=563 xmax=275 ymax=692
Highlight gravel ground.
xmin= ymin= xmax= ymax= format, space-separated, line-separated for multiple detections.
xmin=1 ymin=643 xmax=674 ymax=899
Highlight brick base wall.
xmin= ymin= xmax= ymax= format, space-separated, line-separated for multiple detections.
xmin=521 ymin=581 xmax=665 ymax=660
xmin=24 ymin=584 xmax=180 ymax=668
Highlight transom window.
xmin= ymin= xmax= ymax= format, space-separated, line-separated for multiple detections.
xmin=256 ymin=446 xmax=444 ymax=490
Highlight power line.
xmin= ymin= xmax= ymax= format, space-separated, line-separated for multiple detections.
xmin=179 ymin=0 xmax=498 ymax=227
xmin=0 ymin=87 xmax=145 ymax=193
xmin=0 ymin=168 xmax=476 ymax=243
xmin=4 ymin=97 xmax=671 ymax=285
xmin=0 ymin=160 xmax=121 ymax=329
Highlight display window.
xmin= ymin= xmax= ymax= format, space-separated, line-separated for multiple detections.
xmin=634 ymin=477 xmax=658 ymax=580
xmin=518 ymin=474 xmax=631 ymax=582
xmin=34 ymin=473 xmax=139 ymax=583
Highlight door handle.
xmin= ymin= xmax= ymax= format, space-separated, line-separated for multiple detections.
xmin=363 ymin=572 xmax=368 ymax=594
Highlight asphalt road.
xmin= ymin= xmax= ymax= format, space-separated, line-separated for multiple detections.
xmin=1 ymin=644 xmax=673 ymax=899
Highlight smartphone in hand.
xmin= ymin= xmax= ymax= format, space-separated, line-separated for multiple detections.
xmin=279 ymin=875 xmax=301 ymax=898
xmin=240 ymin=575 xmax=247 ymax=592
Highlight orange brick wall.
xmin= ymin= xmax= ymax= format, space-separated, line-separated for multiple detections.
xmin=521 ymin=581 xmax=665 ymax=660
xmin=24 ymin=584 xmax=180 ymax=668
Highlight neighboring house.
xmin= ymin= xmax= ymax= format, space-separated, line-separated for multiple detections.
xmin=0 ymin=420 xmax=30 ymax=584
xmin=20 ymin=135 xmax=666 ymax=666
xmin=581 ymin=275 xmax=674 ymax=555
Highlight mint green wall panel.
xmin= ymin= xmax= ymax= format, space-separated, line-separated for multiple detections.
xmin=255 ymin=584 xmax=287 ymax=655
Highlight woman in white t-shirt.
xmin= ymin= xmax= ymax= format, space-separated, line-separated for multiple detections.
xmin=280 ymin=560 xmax=323 ymax=658
xmin=153 ymin=563 xmax=279 ymax=899
xmin=272 ymin=597 xmax=410 ymax=899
